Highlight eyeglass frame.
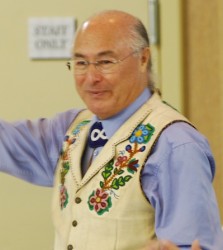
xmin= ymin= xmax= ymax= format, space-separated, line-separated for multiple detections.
xmin=66 ymin=49 xmax=141 ymax=75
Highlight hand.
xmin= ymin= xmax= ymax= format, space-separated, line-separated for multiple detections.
xmin=146 ymin=239 xmax=201 ymax=250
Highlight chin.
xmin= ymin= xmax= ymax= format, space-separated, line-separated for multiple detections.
xmin=88 ymin=105 xmax=103 ymax=116
xmin=87 ymin=101 xmax=116 ymax=118
xmin=91 ymin=108 xmax=112 ymax=119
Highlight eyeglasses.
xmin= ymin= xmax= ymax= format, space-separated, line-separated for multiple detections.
xmin=66 ymin=50 xmax=139 ymax=75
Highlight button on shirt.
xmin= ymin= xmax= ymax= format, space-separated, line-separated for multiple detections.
xmin=0 ymin=88 xmax=223 ymax=250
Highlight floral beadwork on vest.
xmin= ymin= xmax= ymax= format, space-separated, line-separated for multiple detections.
xmin=88 ymin=123 xmax=155 ymax=215
xmin=60 ymin=120 xmax=90 ymax=209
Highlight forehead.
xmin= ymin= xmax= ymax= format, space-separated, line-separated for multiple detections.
xmin=74 ymin=50 xmax=118 ymax=60
xmin=73 ymin=19 xmax=130 ymax=55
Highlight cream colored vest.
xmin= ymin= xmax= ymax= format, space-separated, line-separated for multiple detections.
xmin=52 ymin=93 xmax=190 ymax=250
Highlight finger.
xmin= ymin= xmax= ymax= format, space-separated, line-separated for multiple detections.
xmin=160 ymin=240 xmax=180 ymax=250
xmin=145 ymin=240 xmax=162 ymax=250
xmin=191 ymin=240 xmax=200 ymax=250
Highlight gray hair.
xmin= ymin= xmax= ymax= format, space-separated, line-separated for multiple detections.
xmin=127 ymin=19 xmax=155 ymax=90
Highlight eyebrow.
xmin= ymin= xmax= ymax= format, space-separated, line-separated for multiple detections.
xmin=73 ymin=50 xmax=116 ymax=59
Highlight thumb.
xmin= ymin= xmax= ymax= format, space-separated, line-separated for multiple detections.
xmin=191 ymin=240 xmax=200 ymax=250
xmin=159 ymin=240 xmax=180 ymax=250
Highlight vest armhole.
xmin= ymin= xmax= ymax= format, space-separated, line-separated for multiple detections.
xmin=139 ymin=120 xmax=195 ymax=204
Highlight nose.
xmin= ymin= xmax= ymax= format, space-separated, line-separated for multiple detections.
xmin=85 ymin=63 xmax=102 ymax=81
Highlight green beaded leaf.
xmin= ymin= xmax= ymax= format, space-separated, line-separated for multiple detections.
xmin=100 ymin=181 xmax=104 ymax=188
xmin=118 ymin=176 xmax=125 ymax=186
xmin=118 ymin=169 xmax=124 ymax=175
xmin=111 ymin=178 xmax=119 ymax=190
xmin=143 ymin=123 xmax=155 ymax=143
xmin=124 ymin=175 xmax=132 ymax=182
xmin=105 ymin=161 xmax=114 ymax=171
xmin=62 ymin=162 xmax=70 ymax=172
xmin=88 ymin=191 xmax=95 ymax=211
xmin=102 ymin=170 xmax=112 ymax=180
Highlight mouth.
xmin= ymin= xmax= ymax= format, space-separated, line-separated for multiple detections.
xmin=87 ymin=90 xmax=108 ymax=97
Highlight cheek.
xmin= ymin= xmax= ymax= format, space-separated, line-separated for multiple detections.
xmin=111 ymin=71 xmax=133 ymax=94
xmin=74 ymin=75 xmax=82 ymax=85
xmin=74 ymin=76 xmax=84 ymax=92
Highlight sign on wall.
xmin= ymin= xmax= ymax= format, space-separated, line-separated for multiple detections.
xmin=28 ymin=17 xmax=75 ymax=59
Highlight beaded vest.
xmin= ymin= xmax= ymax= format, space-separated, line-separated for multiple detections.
xmin=52 ymin=92 xmax=190 ymax=250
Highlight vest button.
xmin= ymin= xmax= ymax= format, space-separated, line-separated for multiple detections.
xmin=72 ymin=220 xmax=78 ymax=227
xmin=75 ymin=197 xmax=82 ymax=204
xmin=67 ymin=244 xmax=73 ymax=250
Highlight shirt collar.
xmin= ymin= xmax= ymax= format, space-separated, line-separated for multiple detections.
xmin=91 ymin=88 xmax=152 ymax=139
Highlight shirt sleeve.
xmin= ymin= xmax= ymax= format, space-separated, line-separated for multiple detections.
xmin=0 ymin=109 xmax=79 ymax=187
xmin=141 ymin=122 xmax=223 ymax=250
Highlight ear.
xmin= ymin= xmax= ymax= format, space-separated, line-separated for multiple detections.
xmin=140 ymin=47 xmax=150 ymax=72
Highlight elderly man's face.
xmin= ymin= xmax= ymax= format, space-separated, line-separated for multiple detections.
xmin=73 ymin=18 xmax=149 ymax=119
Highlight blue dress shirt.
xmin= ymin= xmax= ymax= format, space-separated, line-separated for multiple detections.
xmin=0 ymin=88 xmax=222 ymax=250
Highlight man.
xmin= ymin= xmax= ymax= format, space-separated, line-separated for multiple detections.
xmin=0 ymin=10 xmax=222 ymax=250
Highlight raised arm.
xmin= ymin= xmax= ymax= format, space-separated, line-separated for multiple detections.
xmin=0 ymin=109 xmax=79 ymax=186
